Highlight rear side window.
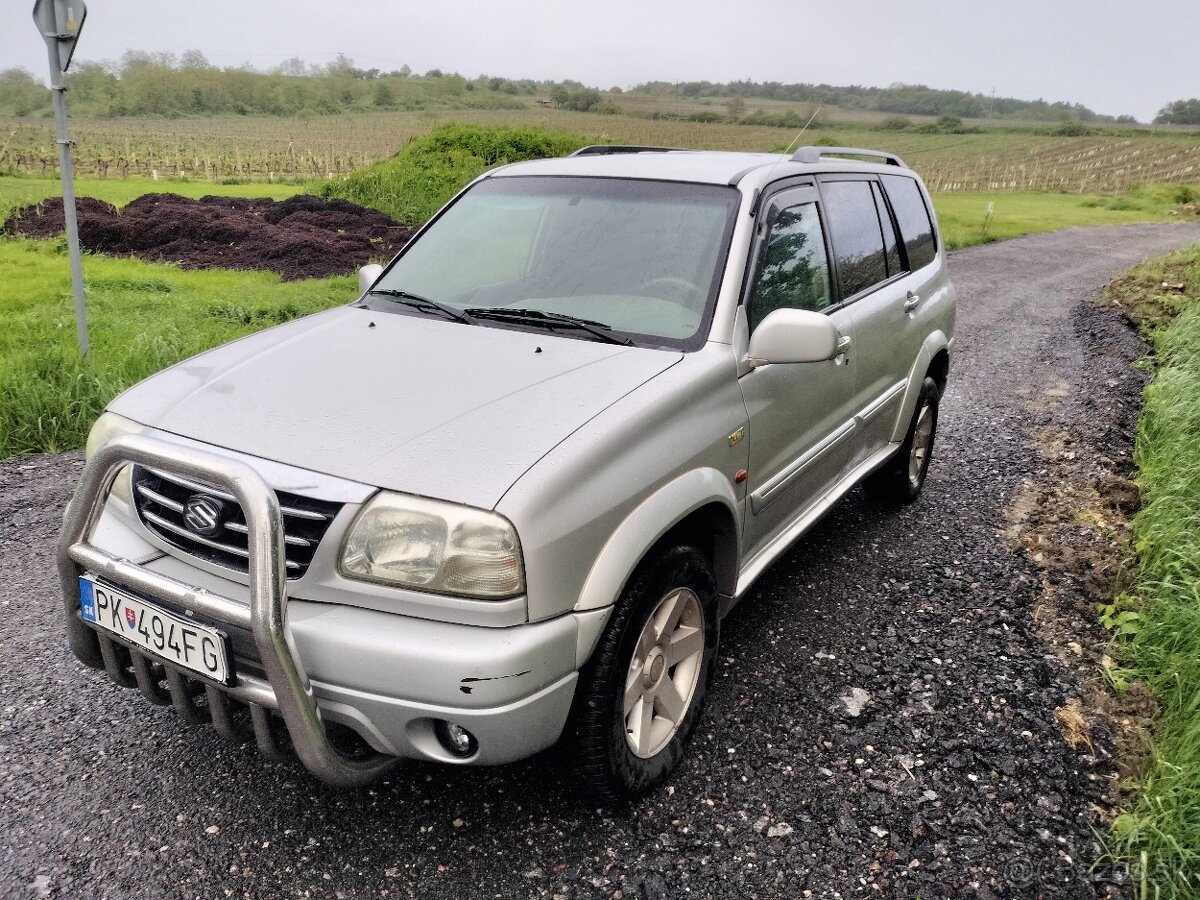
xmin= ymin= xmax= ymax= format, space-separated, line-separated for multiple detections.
xmin=821 ymin=180 xmax=889 ymax=299
xmin=882 ymin=175 xmax=937 ymax=271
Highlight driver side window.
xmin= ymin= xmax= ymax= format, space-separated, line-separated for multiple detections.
xmin=747 ymin=201 xmax=832 ymax=332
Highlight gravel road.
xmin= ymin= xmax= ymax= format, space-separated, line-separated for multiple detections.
xmin=4 ymin=222 xmax=1200 ymax=900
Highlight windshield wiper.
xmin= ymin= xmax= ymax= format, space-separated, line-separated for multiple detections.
xmin=366 ymin=289 xmax=475 ymax=325
xmin=463 ymin=307 xmax=633 ymax=345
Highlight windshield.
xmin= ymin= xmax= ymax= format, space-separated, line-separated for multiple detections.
xmin=367 ymin=175 xmax=740 ymax=349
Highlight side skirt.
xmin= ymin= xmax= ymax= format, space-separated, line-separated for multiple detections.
xmin=727 ymin=441 xmax=901 ymax=611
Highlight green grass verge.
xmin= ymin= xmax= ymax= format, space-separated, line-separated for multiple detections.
xmin=1101 ymin=243 xmax=1200 ymax=897
xmin=0 ymin=174 xmax=303 ymax=221
xmin=0 ymin=238 xmax=350 ymax=456
xmin=932 ymin=185 xmax=1190 ymax=250
xmin=314 ymin=123 xmax=588 ymax=224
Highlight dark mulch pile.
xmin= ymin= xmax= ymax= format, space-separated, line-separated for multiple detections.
xmin=3 ymin=193 xmax=413 ymax=280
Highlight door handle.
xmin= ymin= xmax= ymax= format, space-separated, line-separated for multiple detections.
xmin=903 ymin=292 xmax=922 ymax=314
xmin=835 ymin=335 xmax=852 ymax=357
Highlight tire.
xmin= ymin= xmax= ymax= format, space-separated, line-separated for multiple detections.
xmin=863 ymin=375 xmax=940 ymax=504
xmin=569 ymin=544 xmax=719 ymax=800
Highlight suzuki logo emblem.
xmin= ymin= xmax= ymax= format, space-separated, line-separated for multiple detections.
xmin=183 ymin=495 xmax=225 ymax=538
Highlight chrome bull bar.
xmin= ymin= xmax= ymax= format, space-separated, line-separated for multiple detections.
xmin=58 ymin=433 xmax=398 ymax=787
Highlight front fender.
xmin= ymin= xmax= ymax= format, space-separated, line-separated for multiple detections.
xmin=573 ymin=467 xmax=740 ymax=615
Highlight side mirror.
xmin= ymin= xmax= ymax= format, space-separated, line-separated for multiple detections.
xmin=358 ymin=263 xmax=384 ymax=295
xmin=747 ymin=308 xmax=840 ymax=365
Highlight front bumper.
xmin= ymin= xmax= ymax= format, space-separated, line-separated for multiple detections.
xmin=60 ymin=435 xmax=583 ymax=785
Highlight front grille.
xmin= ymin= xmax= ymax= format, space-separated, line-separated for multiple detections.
xmin=130 ymin=466 xmax=342 ymax=579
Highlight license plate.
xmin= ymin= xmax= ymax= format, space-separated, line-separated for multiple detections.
xmin=79 ymin=576 xmax=231 ymax=684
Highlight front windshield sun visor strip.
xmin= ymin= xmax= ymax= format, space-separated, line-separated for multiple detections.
xmin=58 ymin=433 xmax=398 ymax=787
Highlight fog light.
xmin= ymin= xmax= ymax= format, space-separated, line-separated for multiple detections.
xmin=436 ymin=720 xmax=477 ymax=758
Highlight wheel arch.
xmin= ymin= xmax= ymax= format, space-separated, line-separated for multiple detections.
xmin=574 ymin=468 xmax=740 ymax=618
xmin=649 ymin=501 xmax=739 ymax=601
xmin=927 ymin=347 xmax=950 ymax=397
xmin=890 ymin=331 xmax=951 ymax=442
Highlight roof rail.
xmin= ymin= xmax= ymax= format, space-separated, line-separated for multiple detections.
xmin=791 ymin=146 xmax=906 ymax=168
xmin=570 ymin=144 xmax=685 ymax=157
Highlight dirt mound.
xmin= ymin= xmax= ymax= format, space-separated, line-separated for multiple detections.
xmin=3 ymin=193 xmax=412 ymax=280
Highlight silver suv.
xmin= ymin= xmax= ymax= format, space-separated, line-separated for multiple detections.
xmin=61 ymin=145 xmax=955 ymax=797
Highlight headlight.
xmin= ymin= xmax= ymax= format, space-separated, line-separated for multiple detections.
xmin=339 ymin=492 xmax=525 ymax=599
xmin=84 ymin=411 xmax=142 ymax=506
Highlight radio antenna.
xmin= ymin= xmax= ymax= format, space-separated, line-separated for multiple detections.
xmin=783 ymin=105 xmax=823 ymax=157
xmin=761 ymin=105 xmax=823 ymax=188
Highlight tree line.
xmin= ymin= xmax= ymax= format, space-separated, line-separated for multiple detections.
xmin=1154 ymin=99 xmax=1200 ymax=125
xmin=0 ymin=52 xmax=546 ymax=118
xmin=0 ymin=51 xmax=1191 ymax=125
xmin=631 ymin=79 xmax=1131 ymax=123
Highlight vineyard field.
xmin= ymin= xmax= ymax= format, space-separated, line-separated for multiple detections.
xmin=3 ymin=109 xmax=1199 ymax=194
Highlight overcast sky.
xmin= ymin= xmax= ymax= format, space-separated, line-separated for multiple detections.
xmin=3 ymin=0 xmax=1195 ymax=122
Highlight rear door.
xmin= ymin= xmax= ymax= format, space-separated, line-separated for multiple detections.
xmin=878 ymin=173 xmax=944 ymax=361
xmin=738 ymin=185 xmax=857 ymax=559
xmin=818 ymin=176 xmax=918 ymax=469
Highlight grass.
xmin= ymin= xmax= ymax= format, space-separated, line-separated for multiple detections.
xmin=315 ymin=123 xmax=586 ymax=224
xmin=0 ymin=174 xmax=302 ymax=221
xmin=1099 ymin=243 xmax=1200 ymax=897
xmin=0 ymin=238 xmax=350 ymax=457
xmin=932 ymin=185 xmax=1192 ymax=250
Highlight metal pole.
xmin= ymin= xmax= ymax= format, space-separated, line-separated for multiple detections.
xmin=45 ymin=38 xmax=89 ymax=357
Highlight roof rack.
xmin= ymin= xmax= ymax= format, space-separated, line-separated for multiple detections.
xmin=791 ymin=146 xmax=906 ymax=168
xmin=569 ymin=144 xmax=685 ymax=157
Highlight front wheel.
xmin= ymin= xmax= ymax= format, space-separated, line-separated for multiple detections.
xmin=569 ymin=544 xmax=718 ymax=800
xmin=863 ymin=375 xmax=940 ymax=504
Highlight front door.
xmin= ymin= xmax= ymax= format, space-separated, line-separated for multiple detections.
xmin=738 ymin=187 xmax=857 ymax=561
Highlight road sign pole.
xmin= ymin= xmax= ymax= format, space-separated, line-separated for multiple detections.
xmin=46 ymin=46 xmax=89 ymax=357
xmin=34 ymin=0 xmax=89 ymax=357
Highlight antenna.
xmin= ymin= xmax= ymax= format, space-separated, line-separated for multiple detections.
xmin=784 ymin=105 xmax=822 ymax=156
xmin=761 ymin=105 xmax=823 ymax=187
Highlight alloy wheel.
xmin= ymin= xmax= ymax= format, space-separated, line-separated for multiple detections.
xmin=623 ymin=587 xmax=706 ymax=759
xmin=908 ymin=402 xmax=934 ymax=487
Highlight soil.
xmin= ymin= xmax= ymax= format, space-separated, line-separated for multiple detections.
xmin=3 ymin=193 xmax=413 ymax=280
xmin=999 ymin=300 xmax=1154 ymax=791
xmin=999 ymin=275 xmax=1188 ymax=796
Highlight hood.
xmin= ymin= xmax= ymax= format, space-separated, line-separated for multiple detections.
xmin=110 ymin=306 xmax=682 ymax=508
